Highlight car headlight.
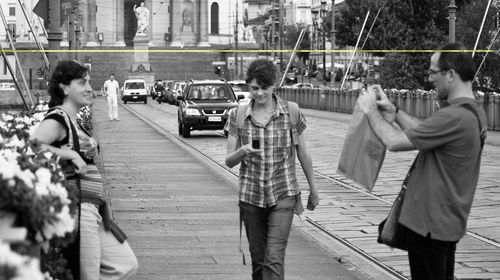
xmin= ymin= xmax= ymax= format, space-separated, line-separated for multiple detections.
xmin=185 ymin=108 xmax=200 ymax=116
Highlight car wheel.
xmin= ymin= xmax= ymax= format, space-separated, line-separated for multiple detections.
xmin=224 ymin=131 xmax=228 ymax=138
xmin=144 ymin=99 xmax=147 ymax=104
xmin=182 ymin=123 xmax=191 ymax=138
xmin=124 ymin=100 xmax=127 ymax=104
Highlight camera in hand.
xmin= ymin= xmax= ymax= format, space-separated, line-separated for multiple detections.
xmin=252 ymin=139 xmax=260 ymax=149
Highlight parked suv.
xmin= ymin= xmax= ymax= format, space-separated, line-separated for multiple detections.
xmin=228 ymin=80 xmax=251 ymax=105
xmin=177 ymin=80 xmax=241 ymax=138
xmin=122 ymin=79 xmax=147 ymax=104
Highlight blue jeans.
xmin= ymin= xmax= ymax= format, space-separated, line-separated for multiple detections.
xmin=239 ymin=196 xmax=296 ymax=280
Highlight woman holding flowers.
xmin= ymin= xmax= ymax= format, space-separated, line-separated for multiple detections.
xmin=31 ymin=60 xmax=138 ymax=280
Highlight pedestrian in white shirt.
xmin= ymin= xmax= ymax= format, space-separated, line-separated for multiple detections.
xmin=103 ymin=74 xmax=120 ymax=120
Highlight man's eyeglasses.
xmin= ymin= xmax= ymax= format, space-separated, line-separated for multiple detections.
xmin=428 ymin=68 xmax=447 ymax=76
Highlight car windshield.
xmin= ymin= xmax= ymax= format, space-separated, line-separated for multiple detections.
xmin=125 ymin=82 xmax=145 ymax=89
xmin=230 ymin=83 xmax=249 ymax=92
xmin=187 ymin=84 xmax=235 ymax=101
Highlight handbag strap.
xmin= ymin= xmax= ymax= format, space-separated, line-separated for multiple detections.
xmin=402 ymin=154 xmax=419 ymax=188
xmin=239 ymin=209 xmax=247 ymax=265
xmin=460 ymin=103 xmax=486 ymax=149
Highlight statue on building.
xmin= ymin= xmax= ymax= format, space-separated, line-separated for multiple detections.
xmin=134 ymin=2 xmax=150 ymax=35
xmin=238 ymin=22 xmax=255 ymax=43
xmin=181 ymin=7 xmax=193 ymax=33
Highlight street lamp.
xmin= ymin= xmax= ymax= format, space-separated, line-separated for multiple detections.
xmin=331 ymin=0 xmax=337 ymax=87
xmin=448 ymin=0 xmax=457 ymax=43
xmin=312 ymin=1 xmax=328 ymax=84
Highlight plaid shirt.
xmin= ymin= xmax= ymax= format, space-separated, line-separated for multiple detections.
xmin=225 ymin=95 xmax=307 ymax=208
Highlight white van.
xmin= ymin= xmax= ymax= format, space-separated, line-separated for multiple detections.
xmin=122 ymin=79 xmax=147 ymax=104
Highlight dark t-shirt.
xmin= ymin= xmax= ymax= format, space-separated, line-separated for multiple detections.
xmin=401 ymin=98 xmax=486 ymax=241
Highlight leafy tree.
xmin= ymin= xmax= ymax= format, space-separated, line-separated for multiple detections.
xmin=283 ymin=23 xmax=312 ymax=74
xmin=335 ymin=0 xmax=450 ymax=89
xmin=456 ymin=0 xmax=499 ymax=90
xmin=284 ymin=24 xmax=311 ymax=61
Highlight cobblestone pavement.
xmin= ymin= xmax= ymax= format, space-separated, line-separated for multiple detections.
xmin=115 ymin=97 xmax=500 ymax=280
xmin=91 ymin=98 xmax=366 ymax=280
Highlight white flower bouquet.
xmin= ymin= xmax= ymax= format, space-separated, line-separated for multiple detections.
xmin=0 ymin=242 xmax=46 ymax=280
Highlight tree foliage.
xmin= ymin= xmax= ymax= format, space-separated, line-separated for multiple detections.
xmin=336 ymin=0 xmax=451 ymax=89
xmin=335 ymin=0 xmax=500 ymax=90
xmin=284 ymin=23 xmax=312 ymax=62
xmin=456 ymin=0 xmax=499 ymax=90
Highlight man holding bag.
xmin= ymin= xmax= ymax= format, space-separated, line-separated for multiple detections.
xmin=357 ymin=42 xmax=486 ymax=280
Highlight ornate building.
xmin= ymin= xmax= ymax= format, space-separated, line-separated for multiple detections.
xmin=79 ymin=0 xmax=246 ymax=47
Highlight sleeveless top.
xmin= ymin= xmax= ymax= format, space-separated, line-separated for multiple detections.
xmin=43 ymin=106 xmax=126 ymax=243
xmin=44 ymin=107 xmax=103 ymax=200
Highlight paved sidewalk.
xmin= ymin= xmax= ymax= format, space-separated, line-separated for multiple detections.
xmin=91 ymin=98 xmax=365 ymax=280
xmin=121 ymin=99 xmax=500 ymax=280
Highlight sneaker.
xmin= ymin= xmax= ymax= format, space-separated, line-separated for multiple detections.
xmin=115 ymin=118 xmax=120 ymax=121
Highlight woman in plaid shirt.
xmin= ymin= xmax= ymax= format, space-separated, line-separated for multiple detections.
xmin=225 ymin=59 xmax=320 ymax=280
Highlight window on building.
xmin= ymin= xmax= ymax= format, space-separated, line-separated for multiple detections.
xmin=210 ymin=3 xmax=219 ymax=34
xmin=7 ymin=24 xmax=16 ymax=38
xmin=9 ymin=7 xmax=15 ymax=16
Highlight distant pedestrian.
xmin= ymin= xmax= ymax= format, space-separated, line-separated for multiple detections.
xmin=225 ymin=59 xmax=320 ymax=280
xmin=357 ymin=42 xmax=486 ymax=280
xmin=103 ymin=73 xmax=120 ymax=120
xmin=31 ymin=60 xmax=138 ymax=280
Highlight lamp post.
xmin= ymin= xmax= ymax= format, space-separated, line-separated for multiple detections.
xmin=448 ymin=0 xmax=457 ymax=43
xmin=313 ymin=1 xmax=328 ymax=85
xmin=331 ymin=0 xmax=336 ymax=87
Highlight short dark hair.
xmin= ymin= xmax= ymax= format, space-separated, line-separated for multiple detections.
xmin=109 ymin=73 xmax=115 ymax=77
xmin=48 ymin=60 xmax=88 ymax=108
xmin=245 ymin=59 xmax=278 ymax=88
xmin=437 ymin=42 xmax=475 ymax=82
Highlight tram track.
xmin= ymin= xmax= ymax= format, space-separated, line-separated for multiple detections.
xmin=121 ymin=102 xmax=408 ymax=280
xmin=121 ymin=101 xmax=500 ymax=280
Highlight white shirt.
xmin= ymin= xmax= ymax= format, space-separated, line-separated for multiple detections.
xmin=103 ymin=79 xmax=120 ymax=95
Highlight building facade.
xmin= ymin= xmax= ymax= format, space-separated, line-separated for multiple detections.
xmin=85 ymin=0 xmax=249 ymax=47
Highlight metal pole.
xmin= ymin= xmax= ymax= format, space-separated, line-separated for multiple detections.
xmin=48 ymin=0 xmax=63 ymax=74
xmin=0 ymin=44 xmax=29 ymax=110
xmin=17 ymin=0 xmax=49 ymax=69
xmin=0 ymin=4 xmax=34 ymax=107
xmin=279 ymin=29 xmax=306 ymax=87
xmin=474 ymin=28 xmax=500 ymax=80
xmin=448 ymin=0 xmax=457 ymax=43
xmin=360 ymin=8 xmax=381 ymax=51
xmin=340 ymin=11 xmax=370 ymax=90
xmin=331 ymin=0 xmax=336 ymax=87
xmin=235 ymin=1 xmax=239 ymax=79
xmin=73 ymin=1 xmax=81 ymax=61
xmin=322 ymin=30 xmax=326 ymax=84
xmin=279 ymin=0 xmax=284 ymax=71
xmin=472 ymin=0 xmax=493 ymax=57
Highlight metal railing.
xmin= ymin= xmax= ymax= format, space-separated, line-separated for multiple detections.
xmin=276 ymin=87 xmax=500 ymax=131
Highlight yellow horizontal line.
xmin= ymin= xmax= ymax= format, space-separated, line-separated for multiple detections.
xmin=1 ymin=49 xmax=497 ymax=53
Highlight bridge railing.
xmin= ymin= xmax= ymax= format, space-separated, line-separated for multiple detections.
xmin=276 ymin=87 xmax=500 ymax=131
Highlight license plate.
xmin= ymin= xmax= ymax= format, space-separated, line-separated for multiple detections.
xmin=208 ymin=116 xmax=221 ymax=122
xmin=133 ymin=96 xmax=138 ymax=99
